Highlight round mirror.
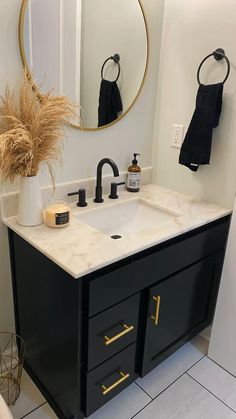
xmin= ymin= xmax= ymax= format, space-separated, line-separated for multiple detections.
xmin=19 ymin=0 xmax=149 ymax=131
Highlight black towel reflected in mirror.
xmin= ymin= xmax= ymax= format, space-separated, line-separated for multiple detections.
xmin=98 ymin=80 xmax=123 ymax=127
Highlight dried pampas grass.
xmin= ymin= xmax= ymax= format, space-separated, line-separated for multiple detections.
xmin=0 ymin=72 xmax=78 ymax=184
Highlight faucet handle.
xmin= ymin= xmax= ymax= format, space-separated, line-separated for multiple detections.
xmin=109 ymin=182 xmax=125 ymax=200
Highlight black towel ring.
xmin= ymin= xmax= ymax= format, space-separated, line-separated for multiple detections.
xmin=101 ymin=54 xmax=121 ymax=82
xmin=197 ymin=48 xmax=230 ymax=85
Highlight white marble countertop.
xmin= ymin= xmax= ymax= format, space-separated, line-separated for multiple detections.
xmin=2 ymin=184 xmax=231 ymax=279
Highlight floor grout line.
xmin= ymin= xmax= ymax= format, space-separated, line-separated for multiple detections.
xmin=185 ymin=353 xmax=207 ymax=374
xmin=207 ymin=355 xmax=236 ymax=381
xmin=186 ymin=372 xmax=236 ymax=415
xmin=136 ymin=353 xmax=207 ymax=401
xmin=130 ymin=399 xmax=153 ymax=419
xmin=19 ymin=401 xmax=47 ymax=419
xmin=130 ymin=353 xmax=207 ymax=418
xmin=134 ymin=381 xmax=154 ymax=400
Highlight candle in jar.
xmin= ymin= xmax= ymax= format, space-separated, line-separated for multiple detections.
xmin=45 ymin=201 xmax=70 ymax=228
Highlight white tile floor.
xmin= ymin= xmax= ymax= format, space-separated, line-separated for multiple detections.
xmin=8 ymin=331 xmax=236 ymax=419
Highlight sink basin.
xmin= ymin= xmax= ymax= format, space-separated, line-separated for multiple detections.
xmin=76 ymin=199 xmax=181 ymax=238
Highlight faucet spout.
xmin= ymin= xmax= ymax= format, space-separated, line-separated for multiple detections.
xmin=94 ymin=158 xmax=120 ymax=203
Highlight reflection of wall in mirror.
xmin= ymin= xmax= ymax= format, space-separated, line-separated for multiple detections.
xmin=80 ymin=0 xmax=147 ymax=128
xmin=24 ymin=0 xmax=82 ymax=102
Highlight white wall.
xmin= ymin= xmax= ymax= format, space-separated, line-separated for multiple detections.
xmin=209 ymin=198 xmax=236 ymax=376
xmin=152 ymin=0 xmax=236 ymax=209
xmin=80 ymin=0 xmax=147 ymax=127
xmin=0 ymin=0 xmax=164 ymax=337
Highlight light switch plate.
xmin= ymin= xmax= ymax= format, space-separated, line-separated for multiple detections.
xmin=171 ymin=124 xmax=184 ymax=149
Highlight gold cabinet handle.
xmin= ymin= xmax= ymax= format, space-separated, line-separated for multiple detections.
xmin=102 ymin=371 xmax=130 ymax=395
xmin=104 ymin=324 xmax=134 ymax=346
xmin=151 ymin=295 xmax=161 ymax=325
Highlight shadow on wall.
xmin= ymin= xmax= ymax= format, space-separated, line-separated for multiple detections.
xmin=0 ymin=205 xmax=15 ymax=340
xmin=199 ymin=92 xmax=235 ymax=207
xmin=193 ymin=59 xmax=236 ymax=207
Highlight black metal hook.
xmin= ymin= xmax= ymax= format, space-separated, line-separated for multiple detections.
xmin=197 ymin=48 xmax=230 ymax=85
xmin=101 ymin=54 xmax=121 ymax=82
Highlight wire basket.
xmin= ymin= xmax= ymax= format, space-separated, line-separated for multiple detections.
xmin=0 ymin=333 xmax=26 ymax=405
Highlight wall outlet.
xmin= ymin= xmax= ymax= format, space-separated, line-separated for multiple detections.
xmin=171 ymin=124 xmax=184 ymax=149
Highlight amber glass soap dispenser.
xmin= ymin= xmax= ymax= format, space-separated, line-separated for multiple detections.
xmin=127 ymin=153 xmax=141 ymax=192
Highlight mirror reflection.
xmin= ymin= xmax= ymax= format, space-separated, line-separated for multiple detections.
xmin=20 ymin=0 xmax=148 ymax=130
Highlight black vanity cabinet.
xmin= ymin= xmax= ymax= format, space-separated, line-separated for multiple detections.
xmin=8 ymin=215 xmax=230 ymax=419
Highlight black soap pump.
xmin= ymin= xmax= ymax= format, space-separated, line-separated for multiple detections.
xmin=127 ymin=153 xmax=141 ymax=192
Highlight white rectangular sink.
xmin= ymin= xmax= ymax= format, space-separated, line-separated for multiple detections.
xmin=76 ymin=199 xmax=181 ymax=238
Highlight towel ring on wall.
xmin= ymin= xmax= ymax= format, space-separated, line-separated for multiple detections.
xmin=197 ymin=48 xmax=230 ymax=85
xmin=101 ymin=54 xmax=121 ymax=82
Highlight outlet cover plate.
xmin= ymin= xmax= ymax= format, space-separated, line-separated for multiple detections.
xmin=171 ymin=124 xmax=184 ymax=149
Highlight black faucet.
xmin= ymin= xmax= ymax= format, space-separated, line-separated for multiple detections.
xmin=94 ymin=158 xmax=119 ymax=203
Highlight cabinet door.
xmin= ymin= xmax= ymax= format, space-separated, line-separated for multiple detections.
xmin=142 ymin=256 xmax=217 ymax=375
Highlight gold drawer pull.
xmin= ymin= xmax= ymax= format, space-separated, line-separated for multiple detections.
xmin=104 ymin=324 xmax=134 ymax=346
xmin=102 ymin=371 xmax=130 ymax=395
xmin=151 ymin=295 xmax=161 ymax=326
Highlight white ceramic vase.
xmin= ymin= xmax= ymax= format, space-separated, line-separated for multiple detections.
xmin=17 ymin=175 xmax=44 ymax=226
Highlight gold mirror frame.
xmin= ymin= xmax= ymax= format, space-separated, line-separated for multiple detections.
xmin=19 ymin=0 xmax=150 ymax=131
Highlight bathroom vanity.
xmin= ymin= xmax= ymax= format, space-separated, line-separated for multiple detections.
xmin=4 ymin=185 xmax=231 ymax=419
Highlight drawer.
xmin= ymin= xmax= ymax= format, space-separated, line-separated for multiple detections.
xmin=86 ymin=344 xmax=136 ymax=416
xmin=89 ymin=218 xmax=230 ymax=316
xmin=88 ymin=294 xmax=140 ymax=371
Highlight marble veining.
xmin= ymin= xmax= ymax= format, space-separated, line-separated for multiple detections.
xmin=1 ymin=184 xmax=231 ymax=279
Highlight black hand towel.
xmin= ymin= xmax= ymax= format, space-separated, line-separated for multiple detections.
xmin=179 ymin=83 xmax=223 ymax=172
xmin=98 ymin=79 xmax=123 ymax=127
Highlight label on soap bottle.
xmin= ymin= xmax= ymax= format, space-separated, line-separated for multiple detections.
xmin=127 ymin=172 xmax=141 ymax=190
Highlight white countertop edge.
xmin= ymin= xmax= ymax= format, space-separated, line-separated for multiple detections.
xmin=3 ymin=207 xmax=232 ymax=279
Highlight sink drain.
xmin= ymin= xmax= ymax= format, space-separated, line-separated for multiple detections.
xmin=110 ymin=234 xmax=122 ymax=240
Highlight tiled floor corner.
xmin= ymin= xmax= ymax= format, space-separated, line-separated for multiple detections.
xmin=7 ymin=334 xmax=236 ymax=419
xmin=135 ymin=334 xmax=208 ymax=398
xmin=188 ymin=356 xmax=236 ymax=412
xmin=134 ymin=374 xmax=236 ymax=419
